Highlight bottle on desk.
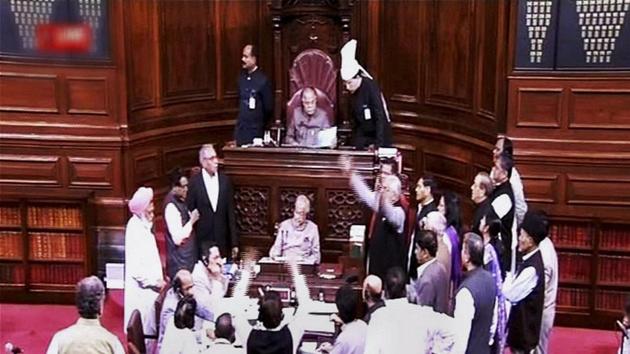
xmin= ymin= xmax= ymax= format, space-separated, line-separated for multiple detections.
xmin=318 ymin=289 xmax=325 ymax=302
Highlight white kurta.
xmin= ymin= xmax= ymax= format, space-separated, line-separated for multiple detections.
xmin=537 ymin=237 xmax=559 ymax=354
xmin=124 ymin=215 xmax=163 ymax=334
xmin=364 ymin=298 xmax=455 ymax=354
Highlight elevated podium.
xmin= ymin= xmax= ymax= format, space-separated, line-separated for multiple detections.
xmin=222 ymin=146 xmax=376 ymax=263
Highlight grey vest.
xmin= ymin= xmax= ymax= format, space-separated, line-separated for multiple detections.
xmin=457 ymin=267 xmax=497 ymax=354
xmin=164 ymin=192 xmax=196 ymax=279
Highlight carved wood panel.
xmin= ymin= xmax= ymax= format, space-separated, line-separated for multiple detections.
xmin=126 ymin=0 xmax=157 ymax=111
xmin=285 ymin=15 xmax=341 ymax=60
xmin=476 ymin=0 xmax=503 ymax=120
xmin=159 ymin=0 xmax=215 ymax=103
xmin=425 ymin=0 xmax=475 ymax=110
xmin=0 ymin=73 xmax=59 ymax=113
xmin=68 ymin=157 xmax=113 ymax=189
xmin=326 ymin=189 xmax=363 ymax=240
xmin=569 ymin=89 xmax=630 ymax=129
xmin=515 ymin=88 xmax=563 ymax=128
xmin=382 ymin=1 xmax=421 ymax=104
xmin=0 ymin=154 xmax=62 ymax=186
xmin=234 ymin=186 xmax=270 ymax=235
xmin=279 ymin=188 xmax=316 ymax=222
xmin=66 ymin=77 xmax=109 ymax=115
xmin=217 ymin=1 xmax=261 ymax=99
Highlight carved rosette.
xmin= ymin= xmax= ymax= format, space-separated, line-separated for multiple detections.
xmin=234 ymin=187 xmax=270 ymax=235
xmin=327 ymin=190 xmax=363 ymax=239
xmin=279 ymin=189 xmax=316 ymax=221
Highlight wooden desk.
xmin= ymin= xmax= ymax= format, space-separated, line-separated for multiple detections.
xmin=222 ymin=146 xmax=377 ymax=263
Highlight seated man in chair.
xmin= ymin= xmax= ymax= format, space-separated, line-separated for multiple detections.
xmin=269 ymin=194 xmax=321 ymax=264
xmin=284 ymin=87 xmax=331 ymax=147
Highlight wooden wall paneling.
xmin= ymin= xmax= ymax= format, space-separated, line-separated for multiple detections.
xmin=162 ymin=145 xmax=203 ymax=175
xmin=0 ymin=72 xmax=59 ymax=113
xmin=566 ymin=174 xmax=630 ymax=207
xmin=514 ymin=87 xmax=563 ymax=128
xmin=0 ymin=65 xmax=121 ymax=135
xmin=568 ymin=88 xmax=630 ymax=129
xmin=0 ymin=154 xmax=62 ymax=187
xmin=216 ymin=1 xmax=261 ymax=100
xmin=422 ymin=149 xmax=471 ymax=191
xmin=133 ymin=151 xmax=161 ymax=185
xmin=475 ymin=0 xmax=506 ymax=122
xmin=382 ymin=1 xmax=421 ymax=104
xmin=425 ymin=0 xmax=475 ymax=111
xmin=507 ymin=77 xmax=630 ymax=144
xmin=519 ymin=173 xmax=560 ymax=204
xmin=68 ymin=156 xmax=114 ymax=189
xmin=159 ymin=0 xmax=215 ymax=105
xmin=125 ymin=0 xmax=157 ymax=111
xmin=66 ymin=77 xmax=109 ymax=115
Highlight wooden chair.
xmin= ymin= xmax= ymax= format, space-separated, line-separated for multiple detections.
xmin=154 ymin=285 xmax=170 ymax=338
xmin=126 ymin=309 xmax=157 ymax=354
xmin=285 ymin=49 xmax=337 ymax=132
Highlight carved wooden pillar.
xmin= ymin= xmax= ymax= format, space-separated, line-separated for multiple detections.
xmin=337 ymin=1 xmax=353 ymax=146
xmin=271 ymin=14 xmax=284 ymax=142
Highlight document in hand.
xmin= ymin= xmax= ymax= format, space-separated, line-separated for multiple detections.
xmin=316 ymin=126 xmax=337 ymax=148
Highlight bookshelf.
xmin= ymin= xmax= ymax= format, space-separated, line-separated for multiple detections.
xmin=0 ymin=194 xmax=94 ymax=303
xmin=549 ymin=216 xmax=630 ymax=328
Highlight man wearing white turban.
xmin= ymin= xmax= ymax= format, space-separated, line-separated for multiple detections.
xmin=124 ymin=186 xmax=166 ymax=342
xmin=340 ymin=39 xmax=393 ymax=149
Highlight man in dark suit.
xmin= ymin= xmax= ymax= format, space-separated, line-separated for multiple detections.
xmin=408 ymin=229 xmax=449 ymax=314
xmin=187 ymin=144 xmax=238 ymax=261
xmin=407 ymin=175 xmax=438 ymax=279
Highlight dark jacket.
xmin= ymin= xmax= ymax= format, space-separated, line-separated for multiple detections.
xmin=235 ymin=69 xmax=273 ymax=146
xmin=163 ymin=191 xmax=197 ymax=279
xmin=349 ymin=77 xmax=392 ymax=149
xmin=507 ymin=250 xmax=545 ymax=351
xmin=187 ymin=171 xmax=238 ymax=260
xmin=457 ymin=267 xmax=497 ymax=354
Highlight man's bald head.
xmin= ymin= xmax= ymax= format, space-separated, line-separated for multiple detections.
xmin=301 ymin=87 xmax=318 ymax=116
xmin=173 ymin=269 xmax=194 ymax=297
xmin=362 ymin=275 xmax=383 ymax=304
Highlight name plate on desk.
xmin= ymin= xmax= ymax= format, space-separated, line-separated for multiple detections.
xmin=258 ymin=257 xmax=317 ymax=275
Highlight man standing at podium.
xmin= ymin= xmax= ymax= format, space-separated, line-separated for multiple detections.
xmin=234 ymin=43 xmax=273 ymax=146
xmin=340 ymin=39 xmax=392 ymax=149
xmin=269 ymin=194 xmax=321 ymax=264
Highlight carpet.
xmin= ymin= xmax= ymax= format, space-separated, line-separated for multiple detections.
xmin=0 ymin=290 xmax=622 ymax=353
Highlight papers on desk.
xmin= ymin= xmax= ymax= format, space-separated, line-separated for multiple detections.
xmin=306 ymin=300 xmax=338 ymax=315
xmin=303 ymin=313 xmax=335 ymax=333
xmin=300 ymin=342 xmax=319 ymax=354
xmin=316 ymin=126 xmax=337 ymax=148
xmin=217 ymin=297 xmax=260 ymax=321
xmin=259 ymin=256 xmax=309 ymax=265
xmin=259 ymin=256 xmax=283 ymax=263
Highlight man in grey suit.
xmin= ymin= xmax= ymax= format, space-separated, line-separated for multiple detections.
xmin=408 ymin=229 xmax=449 ymax=314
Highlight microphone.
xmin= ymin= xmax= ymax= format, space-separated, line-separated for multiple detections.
xmin=617 ymin=320 xmax=629 ymax=339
